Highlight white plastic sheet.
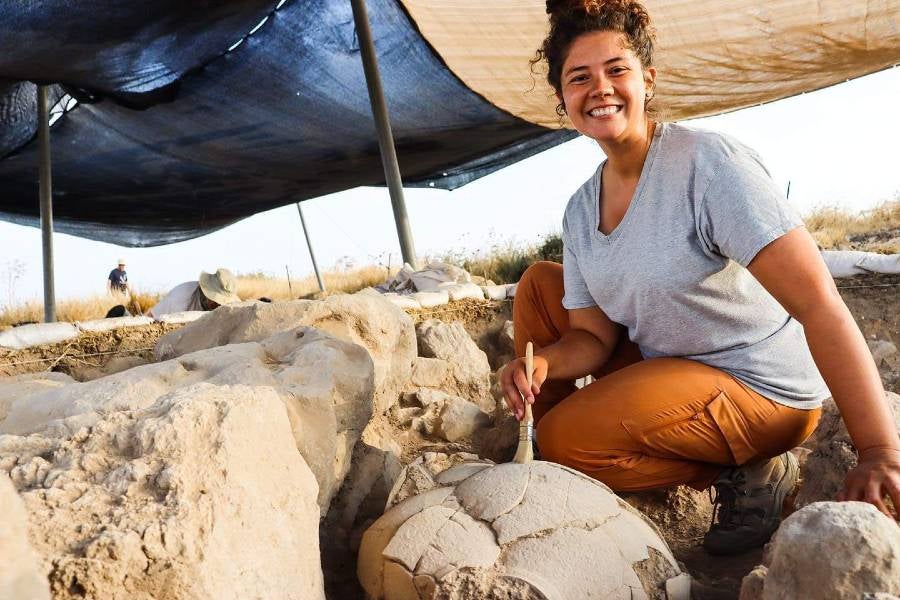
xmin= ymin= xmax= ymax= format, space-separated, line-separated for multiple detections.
xmin=154 ymin=311 xmax=207 ymax=325
xmin=411 ymin=291 xmax=450 ymax=308
xmin=0 ymin=322 xmax=79 ymax=350
xmin=438 ymin=282 xmax=485 ymax=301
xmin=821 ymin=251 xmax=900 ymax=278
xmin=378 ymin=261 xmax=472 ymax=294
xmin=76 ymin=316 xmax=154 ymax=333
xmin=382 ymin=293 xmax=422 ymax=309
xmin=482 ymin=285 xmax=512 ymax=301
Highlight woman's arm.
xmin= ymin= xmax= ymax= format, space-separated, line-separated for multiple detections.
xmin=541 ymin=306 xmax=622 ymax=379
xmin=748 ymin=227 xmax=900 ymax=515
xmin=500 ymin=306 xmax=620 ymax=420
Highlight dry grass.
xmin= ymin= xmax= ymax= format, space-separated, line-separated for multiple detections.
xmin=0 ymin=266 xmax=398 ymax=328
xmin=445 ymin=234 xmax=564 ymax=285
xmin=235 ymin=265 xmax=399 ymax=301
xmin=0 ymin=290 xmax=161 ymax=328
xmin=804 ymin=200 xmax=899 ymax=253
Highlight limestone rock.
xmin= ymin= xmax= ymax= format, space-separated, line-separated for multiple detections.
xmin=797 ymin=392 xmax=900 ymax=507
xmin=360 ymin=460 xmax=683 ymax=599
xmin=1 ymin=327 xmax=375 ymax=513
xmin=153 ymin=293 xmax=415 ymax=414
xmin=869 ymin=339 xmax=899 ymax=367
xmin=416 ymin=319 xmax=492 ymax=412
xmin=498 ymin=320 xmax=515 ymax=357
xmin=400 ymin=389 xmax=446 ymax=437
xmin=401 ymin=389 xmax=492 ymax=443
xmin=412 ymin=388 xmax=454 ymax=409
xmin=321 ymin=419 xmax=404 ymax=589
xmin=436 ymin=397 xmax=491 ymax=443
xmin=330 ymin=420 xmax=403 ymax=539
xmin=323 ymin=419 xmax=403 ymax=560
xmin=391 ymin=405 xmax=423 ymax=428
xmin=0 ymin=385 xmax=325 ymax=600
xmin=0 ymin=372 xmax=74 ymax=424
xmin=739 ymin=501 xmax=900 ymax=599
xmin=739 ymin=567 xmax=767 ymax=600
xmin=68 ymin=355 xmax=149 ymax=382
xmin=411 ymin=357 xmax=451 ymax=388
xmin=0 ymin=474 xmax=50 ymax=600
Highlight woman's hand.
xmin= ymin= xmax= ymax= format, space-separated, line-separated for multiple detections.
xmin=499 ymin=354 xmax=549 ymax=421
xmin=838 ymin=447 xmax=900 ymax=519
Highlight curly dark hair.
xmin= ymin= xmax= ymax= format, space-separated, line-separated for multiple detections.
xmin=534 ymin=0 xmax=657 ymax=117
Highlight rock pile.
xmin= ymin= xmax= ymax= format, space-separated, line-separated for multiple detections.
xmin=1 ymin=326 xmax=375 ymax=513
xmin=0 ymin=473 xmax=50 ymax=600
xmin=2 ymin=385 xmax=324 ymax=600
xmin=318 ymin=316 xmax=507 ymax=598
xmin=414 ymin=319 xmax=494 ymax=413
xmin=0 ymin=284 xmax=898 ymax=600
xmin=740 ymin=501 xmax=900 ymax=599
xmin=153 ymin=293 xmax=415 ymax=415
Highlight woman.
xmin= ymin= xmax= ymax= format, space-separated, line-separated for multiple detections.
xmin=500 ymin=0 xmax=900 ymax=555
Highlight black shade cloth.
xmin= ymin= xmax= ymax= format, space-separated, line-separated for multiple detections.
xmin=0 ymin=0 xmax=572 ymax=246
xmin=0 ymin=81 xmax=66 ymax=160
xmin=0 ymin=1 xmax=277 ymax=103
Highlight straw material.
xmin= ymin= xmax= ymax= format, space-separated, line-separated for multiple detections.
xmin=399 ymin=0 xmax=900 ymax=126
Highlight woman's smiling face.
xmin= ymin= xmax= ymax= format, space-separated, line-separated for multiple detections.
xmin=559 ymin=30 xmax=655 ymax=144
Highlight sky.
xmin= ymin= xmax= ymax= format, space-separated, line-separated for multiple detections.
xmin=1 ymin=67 xmax=898 ymax=306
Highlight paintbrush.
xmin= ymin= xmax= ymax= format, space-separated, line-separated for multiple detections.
xmin=512 ymin=341 xmax=534 ymax=464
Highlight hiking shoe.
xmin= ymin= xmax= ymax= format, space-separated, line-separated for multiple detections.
xmin=703 ymin=451 xmax=798 ymax=556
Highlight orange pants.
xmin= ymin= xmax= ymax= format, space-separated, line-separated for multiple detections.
xmin=514 ymin=262 xmax=820 ymax=491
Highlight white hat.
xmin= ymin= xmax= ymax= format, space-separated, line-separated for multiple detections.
xmin=117 ymin=257 xmax=126 ymax=265
xmin=198 ymin=268 xmax=241 ymax=306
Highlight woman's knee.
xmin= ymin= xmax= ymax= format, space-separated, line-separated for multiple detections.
xmin=513 ymin=261 xmax=567 ymax=354
xmin=518 ymin=261 xmax=563 ymax=296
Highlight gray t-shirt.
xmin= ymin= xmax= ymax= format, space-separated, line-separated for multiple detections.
xmin=562 ymin=122 xmax=829 ymax=409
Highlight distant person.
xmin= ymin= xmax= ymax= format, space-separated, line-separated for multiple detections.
xmin=107 ymin=258 xmax=129 ymax=295
xmin=148 ymin=268 xmax=241 ymax=318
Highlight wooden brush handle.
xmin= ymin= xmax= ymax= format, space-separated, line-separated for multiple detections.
xmin=512 ymin=341 xmax=536 ymax=464
xmin=524 ymin=342 xmax=534 ymax=424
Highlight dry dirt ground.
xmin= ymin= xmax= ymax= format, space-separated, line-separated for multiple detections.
xmin=0 ymin=323 xmax=182 ymax=380
xmin=0 ymin=275 xmax=896 ymax=599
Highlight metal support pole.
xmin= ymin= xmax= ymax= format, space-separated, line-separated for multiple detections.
xmin=296 ymin=203 xmax=326 ymax=293
xmin=37 ymin=85 xmax=56 ymax=323
xmin=350 ymin=0 xmax=418 ymax=269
